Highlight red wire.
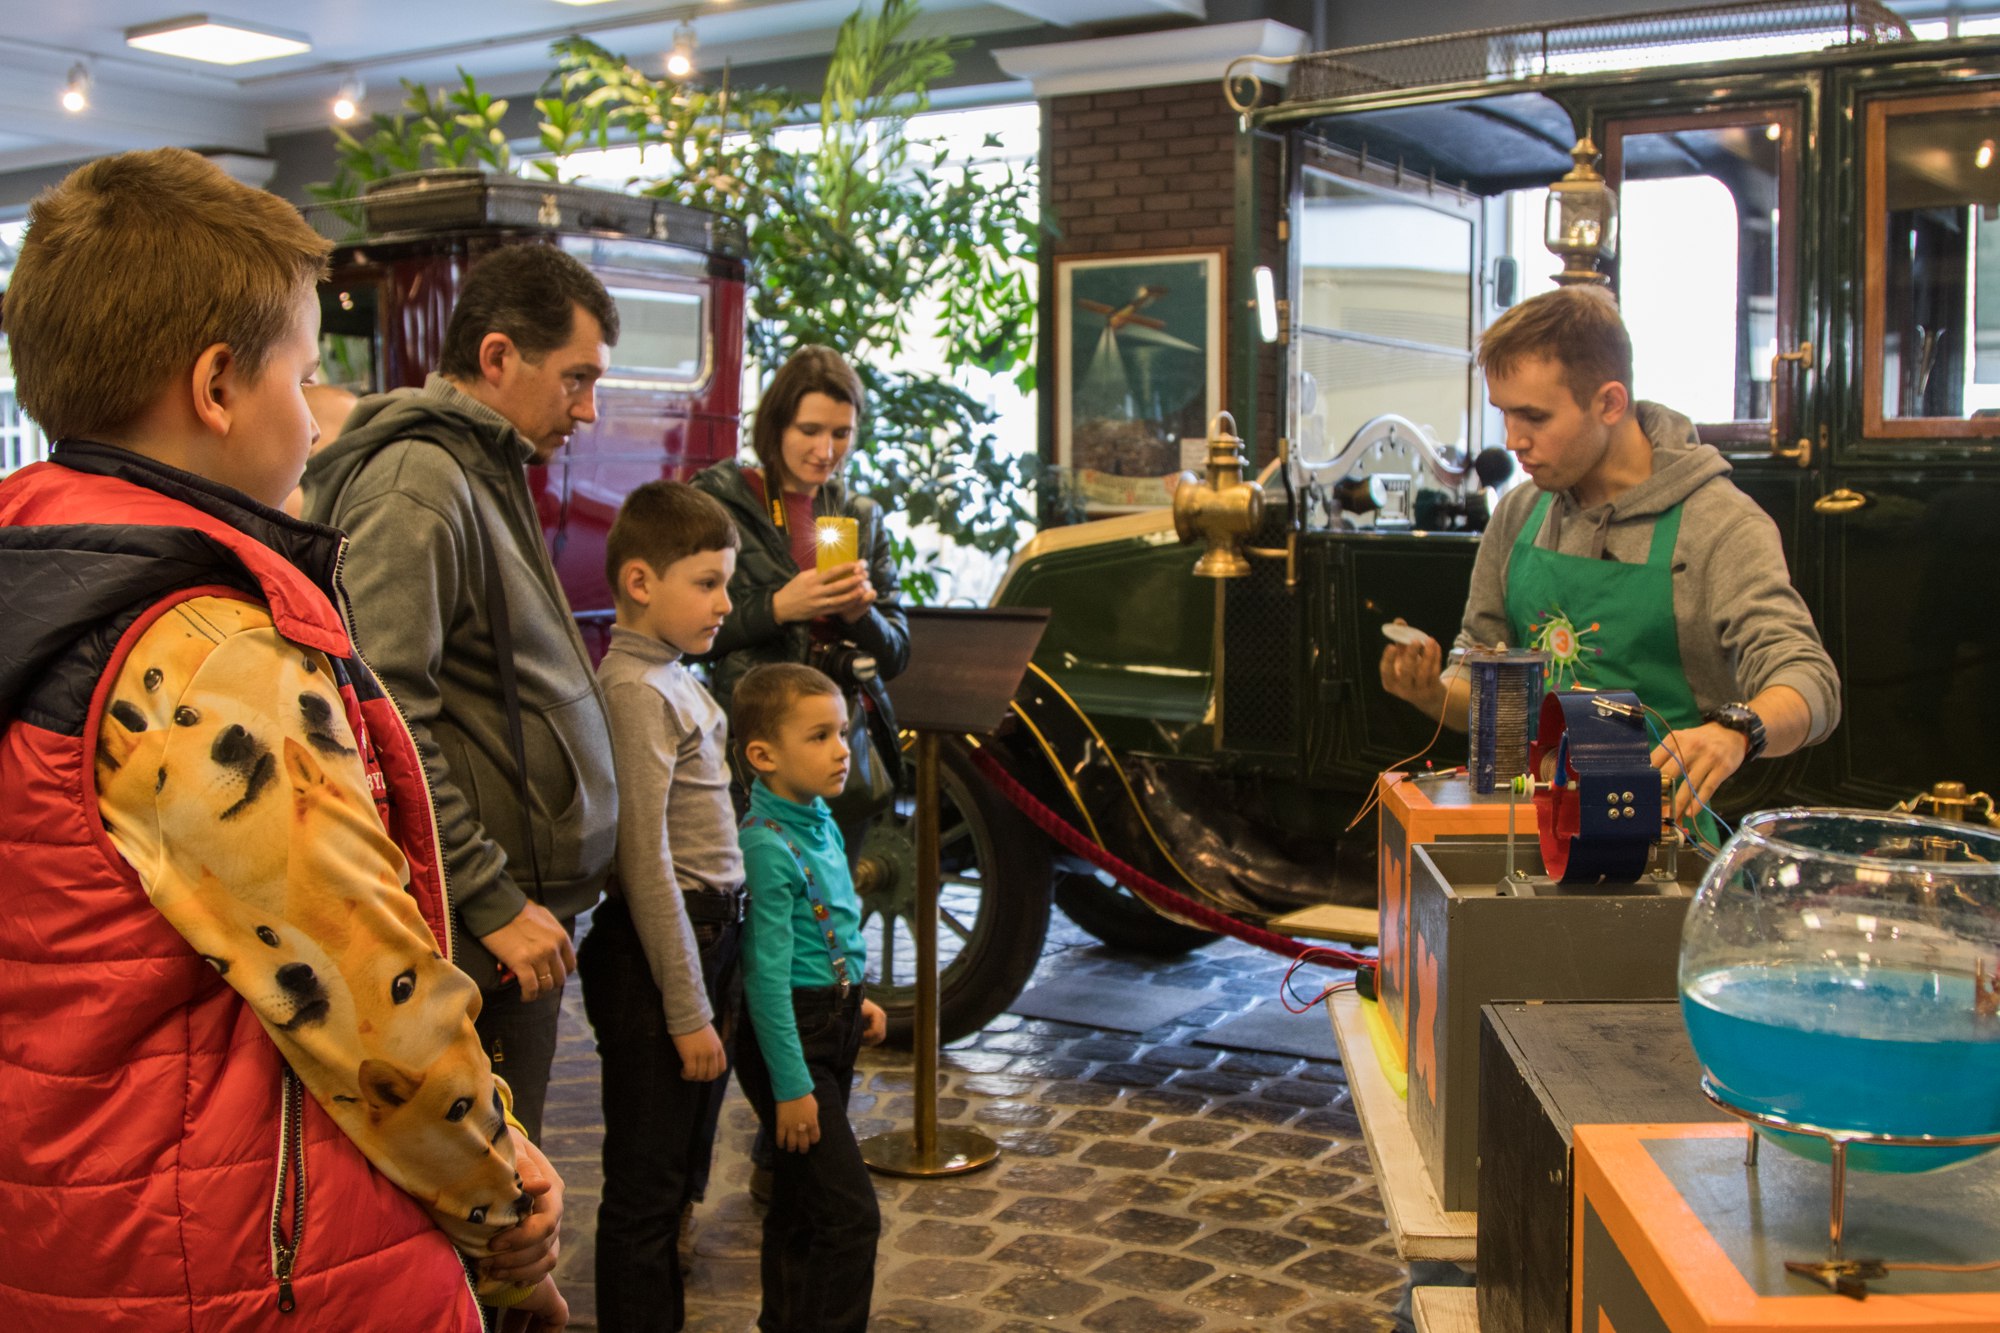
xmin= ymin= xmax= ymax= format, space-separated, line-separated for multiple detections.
xmin=967 ymin=746 xmax=1375 ymax=972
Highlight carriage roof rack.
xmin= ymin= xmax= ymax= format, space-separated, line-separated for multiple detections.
xmin=1227 ymin=1 xmax=1913 ymax=111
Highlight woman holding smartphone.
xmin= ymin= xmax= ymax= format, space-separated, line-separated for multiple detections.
xmin=691 ymin=344 xmax=910 ymax=845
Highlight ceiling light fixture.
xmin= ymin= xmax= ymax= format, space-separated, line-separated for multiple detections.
xmin=666 ymin=21 xmax=697 ymax=80
xmin=125 ymin=15 xmax=312 ymax=66
xmin=332 ymin=75 xmax=365 ymax=122
xmin=60 ymin=63 xmax=91 ymax=114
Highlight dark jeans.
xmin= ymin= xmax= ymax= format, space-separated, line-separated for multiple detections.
xmin=735 ymin=986 xmax=879 ymax=1333
xmin=579 ymin=894 xmax=742 ymax=1333
xmin=475 ymin=972 xmax=565 ymax=1143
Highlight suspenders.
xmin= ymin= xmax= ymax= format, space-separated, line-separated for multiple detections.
xmin=741 ymin=816 xmax=853 ymax=998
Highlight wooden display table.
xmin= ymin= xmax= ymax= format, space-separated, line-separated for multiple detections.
xmin=1327 ymin=990 xmax=1475 ymax=1262
xmin=1412 ymin=1285 xmax=1479 ymax=1332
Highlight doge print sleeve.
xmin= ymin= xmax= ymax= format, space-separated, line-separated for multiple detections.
xmin=92 ymin=595 xmax=540 ymax=1304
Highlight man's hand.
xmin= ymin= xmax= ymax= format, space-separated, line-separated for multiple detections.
xmin=479 ymin=902 xmax=575 ymax=1002
xmin=672 ymin=1023 xmax=728 ymax=1082
xmin=776 ymin=1092 xmax=821 ymax=1153
xmin=484 ymin=1127 xmax=564 ymax=1285
xmin=1379 ymin=622 xmax=1448 ymax=719
xmin=773 ymin=564 xmax=869 ymax=625
xmin=497 ymin=1275 xmax=569 ymax=1332
xmin=860 ymin=999 xmax=887 ymax=1046
xmin=1650 ymin=722 xmax=1751 ymax=821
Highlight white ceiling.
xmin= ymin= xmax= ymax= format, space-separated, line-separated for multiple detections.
xmin=0 ymin=0 xmax=1204 ymax=174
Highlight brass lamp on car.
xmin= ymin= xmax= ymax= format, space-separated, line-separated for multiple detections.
xmin=1545 ymin=136 xmax=1618 ymax=286
xmin=1173 ymin=411 xmax=1263 ymax=578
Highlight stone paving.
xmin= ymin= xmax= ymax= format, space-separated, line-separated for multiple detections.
xmin=545 ymin=911 xmax=1400 ymax=1332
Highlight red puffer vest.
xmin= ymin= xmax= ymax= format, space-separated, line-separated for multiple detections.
xmin=0 ymin=445 xmax=482 ymax=1330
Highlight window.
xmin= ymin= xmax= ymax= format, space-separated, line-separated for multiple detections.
xmin=1606 ymin=110 xmax=1794 ymax=445
xmin=1864 ymin=89 xmax=2000 ymax=437
xmin=602 ymin=286 xmax=707 ymax=389
xmin=1293 ymin=156 xmax=1477 ymax=525
xmin=317 ymin=280 xmax=380 ymax=395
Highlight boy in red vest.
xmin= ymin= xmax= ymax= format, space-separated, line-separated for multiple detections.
xmin=0 ymin=149 xmax=568 ymax=1328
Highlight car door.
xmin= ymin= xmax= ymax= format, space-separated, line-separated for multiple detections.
xmin=1812 ymin=49 xmax=2000 ymax=807
xmin=1590 ymin=68 xmax=1823 ymax=814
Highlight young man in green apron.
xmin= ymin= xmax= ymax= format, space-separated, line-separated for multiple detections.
xmin=1380 ymin=285 xmax=1839 ymax=832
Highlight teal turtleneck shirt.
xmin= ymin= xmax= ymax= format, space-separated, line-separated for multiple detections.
xmin=739 ymin=780 xmax=867 ymax=1102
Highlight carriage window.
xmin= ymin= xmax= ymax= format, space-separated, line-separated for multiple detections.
xmin=318 ymin=282 xmax=380 ymax=395
xmin=1865 ymin=92 xmax=2000 ymax=436
xmin=1294 ymin=162 xmax=1476 ymax=526
xmin=1606 ymin=112 xmax=1791 ymax=445
xmin=604 ymin=286 xmax=708 ymax=389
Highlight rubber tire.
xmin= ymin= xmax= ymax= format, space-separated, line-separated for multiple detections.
xmin=868 ymin=739 xmax=1054 ymax=1047
xmin=1053 ymin=869 xmax=1220 ymax=956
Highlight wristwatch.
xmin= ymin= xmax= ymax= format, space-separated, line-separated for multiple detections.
xmin=1706 ymin=702 xmax=1767 ymax=762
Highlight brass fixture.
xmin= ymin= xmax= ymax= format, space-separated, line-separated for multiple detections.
xmin=1769 ymin=342 xmax=1815 ymax=467
xmin=1545 ymin=137 xmax=1619 ymax=286
xmin=1894 ymin=781 xmax=2000 ymax=828
xmin=1173 ymin=412 xmax=1264 ymax=578
xmin=1813 ymin=487 xmax=1868 ymax=514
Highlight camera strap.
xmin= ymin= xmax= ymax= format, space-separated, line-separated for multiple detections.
xmin=742 ymin=815 xmax=853 ymax=998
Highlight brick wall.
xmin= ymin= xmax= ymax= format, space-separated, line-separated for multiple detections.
xmin=1040 ymin=82 xmax=1285 ymax=479
xmin=1046 ymin=84 xmax=1237 ymax=258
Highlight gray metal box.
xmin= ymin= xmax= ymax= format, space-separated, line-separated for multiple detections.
xmin=1404 ymin=838 xmax=1699 ymax=1210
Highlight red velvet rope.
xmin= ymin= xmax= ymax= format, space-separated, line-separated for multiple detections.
xmin=967 ymin=746 xmax=1373 ymax=972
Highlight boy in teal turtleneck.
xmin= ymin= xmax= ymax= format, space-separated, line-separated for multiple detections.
xmin=731 ymin=663 xmax=887 ymax=1332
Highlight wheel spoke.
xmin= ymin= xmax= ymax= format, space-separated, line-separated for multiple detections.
xmin=881 ymin=913 xmax=897 ymax=987
xmin=941 ymin=909 xmax=972 ymax=942
xmin=939 ymin=821 xmax=972 ymax=850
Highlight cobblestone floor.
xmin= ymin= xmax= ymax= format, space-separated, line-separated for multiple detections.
xmin=545 ymin=911 xmax=1399 ymax=1332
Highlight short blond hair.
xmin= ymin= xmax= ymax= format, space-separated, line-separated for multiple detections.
xmin=1478 ymin=286 xmax=1632 ymax=410
xmin=3 ymin=148 xmax=332 ymax=440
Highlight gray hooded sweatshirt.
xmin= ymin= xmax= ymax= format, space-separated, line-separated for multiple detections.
xmin=300 ymin=376 xmax=617 ymax=986
xmin=1455 ymin=401 xmax=1840 ymax=743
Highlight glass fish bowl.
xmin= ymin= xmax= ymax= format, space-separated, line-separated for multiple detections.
xmin=1679 ymin=808 xmax=2000 ymax=1173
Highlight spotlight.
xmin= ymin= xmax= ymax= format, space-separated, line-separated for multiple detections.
xmin=666 ymin=21 xmax=697 ymax=80
xmin=61 ymin=63 xmax=90 ymax=114
xmin=1981 ymin=139 xmax=1996 ymax=171
xmin=332 ymin=75 xmax=365 ymax=122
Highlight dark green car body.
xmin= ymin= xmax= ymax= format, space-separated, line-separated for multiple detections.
xmin=999 ymin=15 xmax=2000 ymax=854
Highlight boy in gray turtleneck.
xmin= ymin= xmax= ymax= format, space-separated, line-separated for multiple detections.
xmin=577 ymin=481 xmax=745 ymax=1333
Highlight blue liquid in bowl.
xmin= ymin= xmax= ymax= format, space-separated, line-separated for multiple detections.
xmin=1682 ymin=963 xmax=2000 ymax=1173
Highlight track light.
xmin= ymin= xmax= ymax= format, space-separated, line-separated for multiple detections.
xmin=332 ymin=75 xmax=364 ymax=122
xmin=666 ymin=21 xmax=697 ymax=80
xmin=61 ymin=63 xmax=90 ymax=114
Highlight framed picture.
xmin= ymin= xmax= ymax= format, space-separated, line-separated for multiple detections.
xmin=1054 ymin=248 xmax=1226 ymax=511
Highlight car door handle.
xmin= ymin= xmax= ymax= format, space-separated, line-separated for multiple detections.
xmin=1813 ymin=488 xmax=1869 ymax=514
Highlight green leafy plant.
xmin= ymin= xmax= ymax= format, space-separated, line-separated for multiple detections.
xmin=311 ymin=71 xmax=513 ymax=201
xmin=311 ymin=0 xmax=1040 ymax=601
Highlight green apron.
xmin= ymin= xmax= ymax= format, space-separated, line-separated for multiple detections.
xmin=1503 ymin=492 xmax=1720 ymax=847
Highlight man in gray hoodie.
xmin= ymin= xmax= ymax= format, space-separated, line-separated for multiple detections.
xmin=300 ymin=244 xmax=621 ymax=1139
xmin=1381 ymin=285 xmax=1838 ymax=823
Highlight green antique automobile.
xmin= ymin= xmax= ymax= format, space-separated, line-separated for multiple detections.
xmin=858 ymin=1 xmax=2000 ymax=1039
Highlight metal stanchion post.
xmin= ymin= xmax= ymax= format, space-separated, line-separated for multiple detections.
xmin=862 ymin=730 xmax=999 ymax=1177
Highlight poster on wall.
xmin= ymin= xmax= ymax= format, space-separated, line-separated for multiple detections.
xmin=1054 ymin=249 xmax=1226 ymax=511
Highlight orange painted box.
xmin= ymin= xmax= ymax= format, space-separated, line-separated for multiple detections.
xmin=1375 ymin=772 xmax=1521 ymax=1071
xmin=1574 ymin=1123 xmax=2000 ymax=1331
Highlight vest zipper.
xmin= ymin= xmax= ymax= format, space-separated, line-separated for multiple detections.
xmin=269 ymin=1067 xmax=308 ymax=1314
xmin=330 ymin=537 xmax=457 ymax=966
